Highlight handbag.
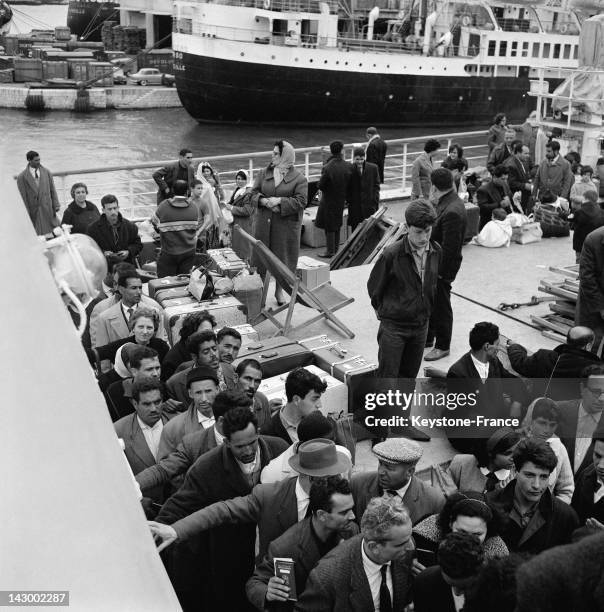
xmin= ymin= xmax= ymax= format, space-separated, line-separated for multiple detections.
xmin=512 ymin=221 xmax=543 ymax=244
xmin=430 ymin=463 xmax=458 ymax=498
xmin=213 ymin=275 xmax=234 ymax=295
xmin=188 ymin=265 xmax=215 ymax=301
xmin=533 ymin=202 xmax=570 ymax=237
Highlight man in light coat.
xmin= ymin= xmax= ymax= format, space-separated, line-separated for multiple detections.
xmin=411 ymin=138 xmax=441 ymax=199
xmin=533 ymin=140 xmax=574 ymax=200
xmin=16 ymin=150 xmax=60 ymax=236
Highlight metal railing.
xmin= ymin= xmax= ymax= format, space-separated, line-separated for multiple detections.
xmin=30 ymin=130 xmax=490 ymax=219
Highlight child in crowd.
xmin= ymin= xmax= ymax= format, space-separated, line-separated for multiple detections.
xmin=569 ymin=165 xmax=598 ymax=211
xmin=471 ymin=208 xmax=512 ymax=248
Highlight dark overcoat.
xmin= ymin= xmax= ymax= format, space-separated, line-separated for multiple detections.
xmin=316 ymin=155 xmax=353 ymax=231
xmin=230 ymin=188 xmax=257 ymax=261
xmin=16 ymin=165 xmax=60 ymax=235
xmin=250 ymin=165 xmax=307 ymax=275
xmin=347 ymin=161 xmax=380 ymax=228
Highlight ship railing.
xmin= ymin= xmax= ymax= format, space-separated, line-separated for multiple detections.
xmin=42 ymin=131 xmax=490 ymax=219
xmin=200 ymin=0 xmax=338 ymax=13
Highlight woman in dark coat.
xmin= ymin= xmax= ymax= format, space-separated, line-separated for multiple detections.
xmin=227 ymin=170 xmax=256 ymax=262
xmin=61 ymin=182 xmax=101 ymax=234
xmin=315 ymin=140 xmax=353 ymax=258
xmin=251 ymin=140 xmax=307 ymax=305
xmin=441 ymin=143 xmax=469 ymax=188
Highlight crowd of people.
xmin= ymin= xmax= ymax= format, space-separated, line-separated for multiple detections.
xmin=15 ymin=119 xmax=604 ymax=611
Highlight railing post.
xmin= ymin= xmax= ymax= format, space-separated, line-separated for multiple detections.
xmin=304 ymin=152 xmax=310 ymax=178
xmin=59 ymin=175 xmax=67 ymax=207
xmin=128 ymin=171 xmax=135 ymax=218
xmin=402 ymin=143 xmax=408 ymax=191
xmin=248 ymin=158 xmax=254 ymax=183
xmin=446 ymin=138 xmax=452 ymax=152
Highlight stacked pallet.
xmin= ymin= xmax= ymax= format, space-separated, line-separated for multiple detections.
xmin=531 ymin=264 xmax=579 ymax=343
xmin=101 ymin=21 xmax=118 ymax=49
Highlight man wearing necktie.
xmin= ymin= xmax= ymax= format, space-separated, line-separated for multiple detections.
xmin=16 ymin=150 xmax=60 ymax=236
xmin=296 ymin=495 xmax=414 ymax=611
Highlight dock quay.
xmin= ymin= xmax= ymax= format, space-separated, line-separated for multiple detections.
xmin=0 ymin=82 xmax=181 ymax=110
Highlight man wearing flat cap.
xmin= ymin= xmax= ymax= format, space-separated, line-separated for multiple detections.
xmin=157 ymin=366 xmax=220 ymax=458
xmin=350 ymin=438 xmax=445 ymax=525
xmin=150 ymin=438 xmax=352 ymax=562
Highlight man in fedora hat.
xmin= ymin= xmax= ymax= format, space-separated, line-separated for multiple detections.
xmin=150 ymin=438 xmax=352 ymax=562
xmin=350 ymin=438 xmax=445 ymax=525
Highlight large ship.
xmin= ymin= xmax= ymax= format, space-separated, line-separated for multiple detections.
xmin=171 ymin=0 xmax=583 ymax=125
xmin=67 ymin=0 xmax=119 ymax=40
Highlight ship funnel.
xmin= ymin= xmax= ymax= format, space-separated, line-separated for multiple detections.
xmin=367 ymin=6 xmax=380 ymax=41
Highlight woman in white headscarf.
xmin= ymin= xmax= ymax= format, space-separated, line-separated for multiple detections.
xmin=251 ymin=140 xmax=308 ymax=305
xmin=226 ymin=169 xmax=256 ymax=261
xmin=195 ymin=161 xmax=229 ymax=249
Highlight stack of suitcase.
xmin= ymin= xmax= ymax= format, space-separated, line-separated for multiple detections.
xmin=207 ymin=248 xmax=248 ymax=278
xmin=298 ymin=334 xmax=377 ymax=414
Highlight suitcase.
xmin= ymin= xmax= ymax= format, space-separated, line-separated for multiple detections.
xmin=233 ymin=271 xmax=263 ymax=322
xmin=298 ymin=335 xmax=378 ymax=413
xmin=464 ymin=202 xmax=480 ymax=242
xmin=296 ymin=256 xmax=330 ymax=291
xmin=160 ymin=296 xmax=198 ymax=309
xmin=301 ymin=206 xmax=349 ymax=248
xmin=228 ymin=323 xmax=260 ymax=347
xmin=207 ymin=248 xmax=248 ymax=278
xmin=257 ymin=365 xmax=348 ymax=417
xmin=232 ymin=337 xmax=313 ymax=379
xmin=155 ymin=286 xmax=192 ymax=305
xmin=164 ymin=295 xmax=247 ymax=346
xmin=148 ymin=274 xmax=190 ymax=299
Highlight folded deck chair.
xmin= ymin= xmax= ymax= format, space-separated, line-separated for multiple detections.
xmin=234 ymin=225 xmax=355 ymax=338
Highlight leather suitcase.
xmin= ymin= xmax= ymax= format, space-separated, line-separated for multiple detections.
xmin=464 ymin=202 xmax=480 ymax=242
xmin=160 ymin=296 xmax=198 ymax=309
xmin=233 ymin=337 xmax=313 ymax=379
xmin=258 ymin=365 xmax=348 ymax=417
xmin=148 ymin=274 xmax=190 ymax=299
xmin=301 ymin=206 xmax=349 ymax=248
xmin=164 ymin=296 xmax=247 ymax=346
xmin=232 ymin=272 xmax=263 ymax=323
xmin=155 ymin=286 xmax=192 ymax=305
xmin=207 ymin=248 xmax=248 ymax=278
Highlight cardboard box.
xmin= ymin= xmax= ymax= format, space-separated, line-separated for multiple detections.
xmin=296 ymin=256 xmax=330 ymax=290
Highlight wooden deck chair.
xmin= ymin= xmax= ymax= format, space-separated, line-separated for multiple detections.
xmin=233 ymin=225 xmax=356 ymax=338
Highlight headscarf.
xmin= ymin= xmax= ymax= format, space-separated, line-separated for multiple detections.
xmin=273 ymin=141 xmax=296 ymax=188
xmin=114 ymin=342 xmax=137 ymax=379
xmin=232 ymin=169 xmax=250 ymax=201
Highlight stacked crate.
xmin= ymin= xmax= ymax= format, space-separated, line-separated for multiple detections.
xmin=42 ymin=60 xmax=69 ymax=80
xmin=101 ymin=21 xmax=117 ymax=49
xmin=86 ymin=61 xmax=114 ymax=86
xmin=531 ymin=265 xmax=579 ymax=343
xmin=13 ymin=58 xmax=43 ymax=82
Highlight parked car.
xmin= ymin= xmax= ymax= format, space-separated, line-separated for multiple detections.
xmin=127 ymin=68 xmax=174 ymax=87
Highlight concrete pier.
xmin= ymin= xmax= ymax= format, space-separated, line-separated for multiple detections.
xmin=0 ymin=84 xmax=181 ymax=110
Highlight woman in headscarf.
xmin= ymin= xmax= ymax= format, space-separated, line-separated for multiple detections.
xmin=226 ymin=169 xmax=256 ymax=261
xmin=194 ymin=162 xmax=228 ymax=249
xmin=251 ymin=140 xmax=307 ymax=305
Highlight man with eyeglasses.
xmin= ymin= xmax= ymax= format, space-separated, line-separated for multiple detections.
xmin=557 ymin=365 xmax=604 ymax=476
xmin=152 ymin=148 xmax=196 ymax=204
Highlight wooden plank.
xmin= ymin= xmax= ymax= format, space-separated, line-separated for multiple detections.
xmin=542 ymin=329 xmax=567 ymax=344
xmin=548 ymin=313 xmax=574 ymax=327
xmin=539 ymin=281 xmax=577 ymax=302
xmin=549 ymin=265 xmax=579 ymax=280
xmin=531 ymin=314 xmax=571 ymax=335
xmin=549 ymin=302 xmax=576 ymax=318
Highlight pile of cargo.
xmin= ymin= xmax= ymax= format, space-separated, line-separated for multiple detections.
xmin=105 ymin=25 xmax=146 ymax=54
xmin=531 ymin=265 xmax=579 ymax=343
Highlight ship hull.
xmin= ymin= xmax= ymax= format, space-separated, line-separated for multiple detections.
xmin=175 ymin=52 xmax=556 ymax=126
xmin=67 ymin=0 xmax=119 ymax=41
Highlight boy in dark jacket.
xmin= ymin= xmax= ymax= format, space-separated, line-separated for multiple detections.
xmin=367 ymin=199 xmax=441 ymax=379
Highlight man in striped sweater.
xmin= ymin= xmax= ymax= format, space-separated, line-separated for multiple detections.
xmin=151 ymin=179 xmax=202 ymax=277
